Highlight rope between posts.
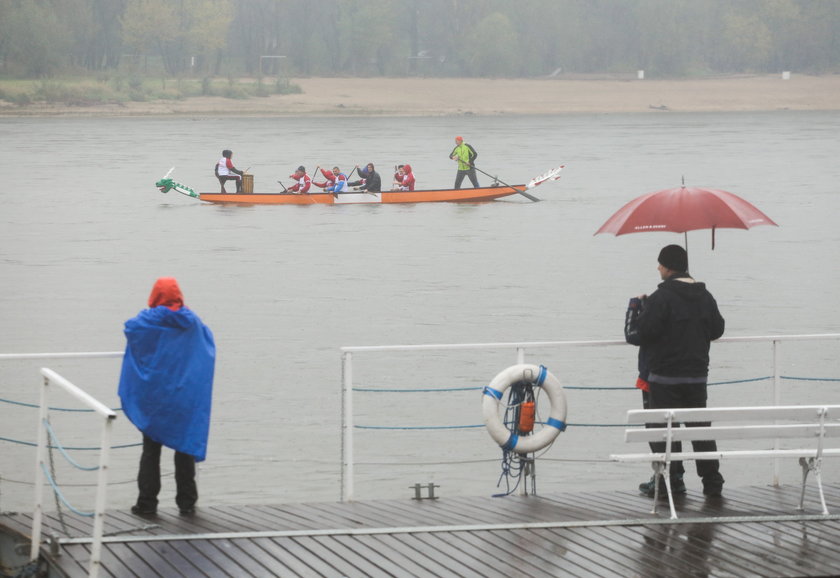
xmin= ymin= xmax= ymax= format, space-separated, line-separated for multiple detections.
xmin=350 ymin=375 xmax=778 ymax=393
xmin=39 ymin=462 xmax=94 ymax=518
xmin=355 ymin=422 xmax=625 ymax=430
xmin=0 ymin=396 xmax=123 ymax=412
xmin=0 ymin=435 xmax=141 ymax=450
xmin=43 ymin=419 xmax=100 ymax=471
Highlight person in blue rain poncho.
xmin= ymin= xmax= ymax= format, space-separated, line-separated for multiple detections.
xmin=119 ymin=277 xmax=215 ymax=516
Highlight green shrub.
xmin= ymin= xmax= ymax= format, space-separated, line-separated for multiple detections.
xmin=222 ymin=84 xmax=249 ymax=99
xmin=275 ymin=79 xmax=302 ymax=94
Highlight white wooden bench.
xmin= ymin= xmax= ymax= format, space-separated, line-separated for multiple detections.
xmin=610 ymin=405 xmax=840 ymax=519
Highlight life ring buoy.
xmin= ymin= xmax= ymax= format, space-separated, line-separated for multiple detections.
xmin=482 ymin=364 xmax=567 ymax=454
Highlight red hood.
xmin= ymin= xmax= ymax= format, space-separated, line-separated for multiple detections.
xmin=403 ymin=164 xmax=412 ymax=173
xmin=148 ymin=277 xmax=184 ymax=311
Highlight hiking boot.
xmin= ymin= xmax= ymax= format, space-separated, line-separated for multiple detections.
xmin=639 ymin=475 xmax=686 ymax=498
xmin=702 ymin=474 xmax=724 ymax=497
xmin=131 ymin=504 xmax=157 ymax=516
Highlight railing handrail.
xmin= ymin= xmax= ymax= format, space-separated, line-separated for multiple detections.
xmin=0 ymin=351 xmax=122 ymax=360
xmin=340 ymin=333 xmax=840 ymax=354
xmin=31 ymin=368 xmax=116 ymax=578
xmin=40 ymin=368 xmax=117 ymax=420
xmin=340 ymin=333 xmax=840 ymax=502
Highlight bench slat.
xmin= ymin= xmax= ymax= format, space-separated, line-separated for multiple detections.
xmin=625 ymin=423 xmax=840 ymax=443
xmin=611 ymin=448 xmax=840 ymax=462
xmin=625 ymin=405 xmax=840 ymax=425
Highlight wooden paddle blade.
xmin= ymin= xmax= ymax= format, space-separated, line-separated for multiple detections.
xmin=519 ymin=189 xmax=541 ymax=202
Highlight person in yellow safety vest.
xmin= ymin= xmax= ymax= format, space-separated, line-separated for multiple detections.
xmin=449 ymin=136 xmax=479 ymax=189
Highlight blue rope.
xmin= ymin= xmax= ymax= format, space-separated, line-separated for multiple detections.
xmin=565 ymin=386 xmax=634 ymax=390
xmin=709 ymin=376 xmax=772 ymax=385
xmin=0 ymin=435 xmax=141 ymax=450
xmin=356 ymin=424 xmax=484 ymax=430
xmin=351 ymin=375 xmax=785 ymax=393
xmin=781 ymin=375 xmax=840 ymax=382
xmin=354 ymin=386 xmax=479 ymax=392
xmin=39 ymin=462 xmax=95 ymax=517
xmin=359 ymin=415 xmax=613 ymax=432
xmin=43 ymin=419 xmax=100 ymax=471
xmin=0 ymin=396 xmax=123 ymax=412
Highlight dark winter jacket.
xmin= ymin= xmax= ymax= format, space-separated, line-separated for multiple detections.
xmin=634 ymin=275 xmax=725 ymax=382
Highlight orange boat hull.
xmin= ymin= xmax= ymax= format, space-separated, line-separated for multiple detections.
xmin=199 ymin=185 xmax=526 ymax=205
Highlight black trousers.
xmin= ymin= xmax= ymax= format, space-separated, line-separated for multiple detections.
xmin=454 ymin=168 xmax=479 ymax=189
xmin=136 ymin=435 xmax=197 ymax=511
xmin=218 ymin=174 xmax=242 ymax=192
xmin=647 ymin=382 xmax=722 ymax=482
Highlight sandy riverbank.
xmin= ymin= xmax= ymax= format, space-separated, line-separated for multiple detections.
xmin=2 ymin=74 xmax=839 ymax=117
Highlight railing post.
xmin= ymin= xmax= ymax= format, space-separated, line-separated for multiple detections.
xmin=341 ymin=351 xmax=354 ymax=502
xmin=31 ymin=368 xmax=117 ymax=577
xmin=89 ymin=415 xmax=115 ymax=578
xmin=516 ymin=347 xmax=525 ymax=364
xmin=30 ymin=376 xmax=49 ymax=562
xmin=772 ymin=339 xmax=781 ymax=486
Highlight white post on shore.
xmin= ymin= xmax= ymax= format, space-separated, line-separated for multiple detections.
xmin=637 ymin=70 xmax=645 ymax=80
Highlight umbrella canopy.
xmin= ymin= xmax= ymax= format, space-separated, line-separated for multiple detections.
xmin=594 ymin=185 xmax=778 ymax=248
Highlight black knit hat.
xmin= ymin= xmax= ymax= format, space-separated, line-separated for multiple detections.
xmin=658 ymin=244 xmax=688 ymax=272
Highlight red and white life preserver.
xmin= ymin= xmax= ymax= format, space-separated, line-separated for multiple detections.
xmin=482 ymin=364 xmax=567 ymax=454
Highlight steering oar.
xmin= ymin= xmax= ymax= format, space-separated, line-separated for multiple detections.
xmin=471 ymin=164 xmax=564 ymax=202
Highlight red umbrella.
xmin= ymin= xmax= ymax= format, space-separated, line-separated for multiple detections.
xmin=594 ymin=185 xmax=778 ymax=249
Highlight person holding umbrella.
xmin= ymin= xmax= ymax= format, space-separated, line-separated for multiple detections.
xmin=628 ymin=244 xmax=726 ymax=498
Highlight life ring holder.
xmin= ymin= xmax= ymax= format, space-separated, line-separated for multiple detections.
xmin=482 ymin=364 xmax=567 ymax=454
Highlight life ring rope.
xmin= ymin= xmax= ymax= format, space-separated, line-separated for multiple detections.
xmin=482 ymin=363 xmax=567 ymax=454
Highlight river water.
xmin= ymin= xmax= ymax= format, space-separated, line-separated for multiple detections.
xmin=1 ymin=112 xmax=839 ymax=514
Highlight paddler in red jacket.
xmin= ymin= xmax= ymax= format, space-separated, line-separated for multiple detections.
xmin=399 ymin=164 xmax=416 ymax=191
xmin=313 ymin=166 xmax=348 ymax=193
xmin=288 ymin=165 xmax=312 ymax=194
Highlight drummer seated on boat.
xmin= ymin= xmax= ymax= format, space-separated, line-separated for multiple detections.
xmin=288 ymin=165 xmax=312 ymax=194
xmin=348 ymin=163 xmax=382 ymax=193
xmin=215 ymin=149 xmax=244 ymax=193
xmin=314 ymin=166 xmax=348 ymax=193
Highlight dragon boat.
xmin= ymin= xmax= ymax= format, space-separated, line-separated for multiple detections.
xmin=155 ymin=166 xmax=564 ymax=205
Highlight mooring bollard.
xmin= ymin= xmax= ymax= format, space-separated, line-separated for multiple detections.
xmin=409 ymin=482 xmax=440 ymax=500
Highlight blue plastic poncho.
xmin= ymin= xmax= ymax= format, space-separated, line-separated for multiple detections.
xmin=118 ymin=304 xmax=215 ymax=461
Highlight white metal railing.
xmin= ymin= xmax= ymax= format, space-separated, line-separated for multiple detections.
xmin=0 ymin=351 xmax=123 ymax=361
xmin=339 ymin=334 xmax=840 ymax=502
xmin=31 ymin=367 xmax=117 ymax=578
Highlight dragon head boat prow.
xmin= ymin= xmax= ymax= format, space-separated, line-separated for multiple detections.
xmin=155 ymin=168 xmax=199 ymax=199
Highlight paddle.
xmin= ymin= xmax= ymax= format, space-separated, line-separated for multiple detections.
xmin=470 ymin=164 xmax=564 ymax=202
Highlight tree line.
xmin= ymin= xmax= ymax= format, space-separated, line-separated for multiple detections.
xmin=1 ymin=0 xmax=839 ymax=79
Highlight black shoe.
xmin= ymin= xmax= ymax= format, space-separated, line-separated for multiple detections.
xmin=702 ymin=474 xmax=724 ymax=497
xmin=179 ymin=507 xmax=195 ymax=515
xmin=131 ymin=504 xmax=157 ymax=516
xmin=639 ymin=476 xmax=686 ymax=497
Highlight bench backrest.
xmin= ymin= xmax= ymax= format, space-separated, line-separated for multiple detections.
xmin=624 ymin=405 xmax=840 ymax=444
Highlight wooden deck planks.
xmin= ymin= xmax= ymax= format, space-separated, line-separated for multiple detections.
xmin=5 ymin=483 xmax=840 ymax=577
